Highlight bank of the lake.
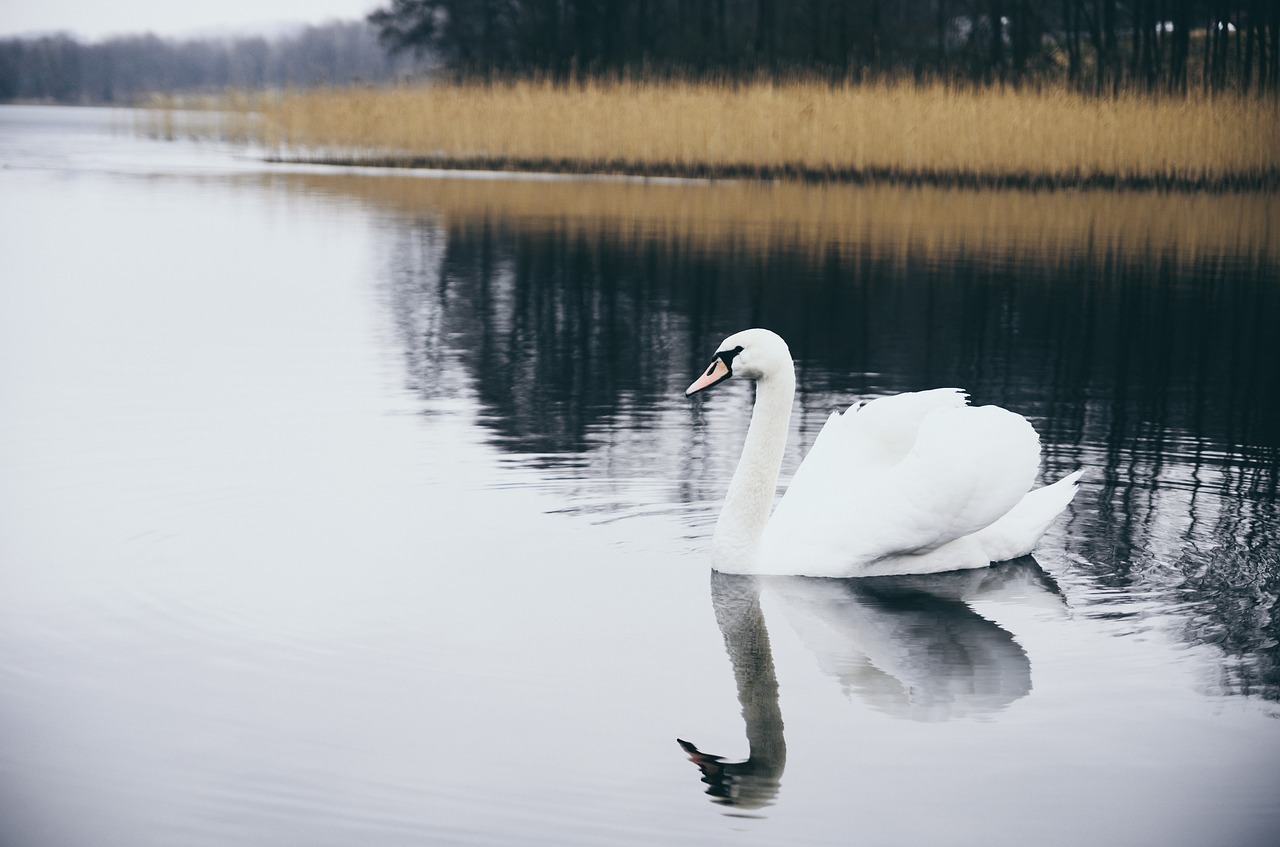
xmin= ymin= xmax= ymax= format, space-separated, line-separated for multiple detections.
xmin=182 ymin=80 xmax=1280 ymax=191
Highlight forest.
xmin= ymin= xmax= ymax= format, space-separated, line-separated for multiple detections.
xmin=1 ymin=1 xmax=1276 ymax=103
xmin=0 ymin=21 xmax=413 ymax=104
xmin=369 ymin=0 xmax=1278 ymax=94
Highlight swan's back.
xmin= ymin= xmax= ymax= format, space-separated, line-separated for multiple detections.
xmin=760 ymin=389 xmax=1043 ymax=576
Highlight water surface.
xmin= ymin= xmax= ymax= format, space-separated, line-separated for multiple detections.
xmin=1 ymin=106 xmax=1278 ymax=847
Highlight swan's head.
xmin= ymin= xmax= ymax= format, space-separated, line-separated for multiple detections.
xmin=686 ymin=328 xmax=792 ymax=396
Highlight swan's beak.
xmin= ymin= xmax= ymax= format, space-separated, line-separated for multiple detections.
xmin=686 ymin=357 xmax=731 ymax=396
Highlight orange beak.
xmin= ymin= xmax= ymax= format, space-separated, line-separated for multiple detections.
xmin=686 ymin=357 xmax=732 ymax=396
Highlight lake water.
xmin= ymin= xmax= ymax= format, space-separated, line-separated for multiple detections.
xmin=1 ymin=105 xmax=1278 ymax=847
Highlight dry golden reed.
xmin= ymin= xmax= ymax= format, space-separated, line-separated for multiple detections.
xmin=241 ymin=79 xmax=1278 ymax=188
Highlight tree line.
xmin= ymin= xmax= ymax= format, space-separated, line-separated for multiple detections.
xmin=368 ymin=0 xmax=1279 ymax=94
xmin=0 ymin=21 xmax=415 ymax=104
xmin=2 ymin=3 xmax=1274 ymax=103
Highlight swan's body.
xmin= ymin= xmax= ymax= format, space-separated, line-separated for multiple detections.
xmin=687 ymin=328 xmax=1081 ymax=577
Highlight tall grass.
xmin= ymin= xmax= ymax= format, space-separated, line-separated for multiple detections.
xmin=235 ymin=78 xmax=1278 ymax=189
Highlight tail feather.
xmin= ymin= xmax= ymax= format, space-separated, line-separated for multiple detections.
xmin=975 ymin=470 xmax=1083 ymax=563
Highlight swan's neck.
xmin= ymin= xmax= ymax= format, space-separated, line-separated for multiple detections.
xmin=713 ymin=364 xmax=795 ymax=569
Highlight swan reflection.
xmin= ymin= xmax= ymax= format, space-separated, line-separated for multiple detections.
xmin=680 ymin=558 xmax=1061 ymax=810
xmin=678 ymin=571 xmax=786 ymax=812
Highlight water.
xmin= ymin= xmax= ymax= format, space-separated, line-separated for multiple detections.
xmin=1 ymin=105 xmax=1278 ymax=847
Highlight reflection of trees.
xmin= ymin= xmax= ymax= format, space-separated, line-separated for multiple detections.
xmin=389 ymin=219 xmax=701 ymax=454
xmin=379 ymin=208 xmax=1280 ymax=698
xmin=1037 ymin=251 xmax=1280 ymax=697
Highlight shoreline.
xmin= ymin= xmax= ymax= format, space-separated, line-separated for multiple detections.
xmin=266 ymin=153 xmax=1280 ymax=193
xmin=165 ymin=78 xmax=1279 ymax=194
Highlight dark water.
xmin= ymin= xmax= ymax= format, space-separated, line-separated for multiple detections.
xmin=388 ymin=213 xmax=1280 ymax=695
xmin=1 ymin=106 xmax=1279 ymax=847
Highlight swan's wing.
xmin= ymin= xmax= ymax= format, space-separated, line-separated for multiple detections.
xmin=893 ymin=404 xmax=1042 ymax=546
xmin=800 ymin=388 xmax=970 ymax=474
xmin=762 ymin=392 xmax=1041 ymax=575
xmin=773 ymin=388 xmax=972 ymax=521
xmin=780 ymin=389 xmax=970 ymax=506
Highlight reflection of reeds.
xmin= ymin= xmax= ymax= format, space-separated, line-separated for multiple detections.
xmin=139 ymin=92 xmax=259 ymax=143
xmin=237 ymin=80 xmax=1277 ymax=190
xmin=273 ymin=171 xmax=1278 ymax=265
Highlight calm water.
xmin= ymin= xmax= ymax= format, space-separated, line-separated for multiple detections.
xmin=1 ymin=106 xmax=1278 ymax=847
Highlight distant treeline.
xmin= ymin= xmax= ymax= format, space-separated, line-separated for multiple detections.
xmin=368 ymin=0 xmax=1279 ymax=94
xmin=0 ymin=21 xmax=418 ymax=105
xmin=4 ymin=3 xmax=1275 ymax=103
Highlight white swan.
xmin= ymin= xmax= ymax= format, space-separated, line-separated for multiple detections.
xmin=686 ymin=328 xmax=1082 ymax=577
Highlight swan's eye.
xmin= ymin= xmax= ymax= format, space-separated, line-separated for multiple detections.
xmin=717 ymin=346 xmax=745 ymax=369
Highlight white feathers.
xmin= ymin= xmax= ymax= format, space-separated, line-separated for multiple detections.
xmin=696 ymin=329 xmax=1081 ymax=577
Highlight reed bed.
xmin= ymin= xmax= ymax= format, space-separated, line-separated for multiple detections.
xmin=271 ymin=170 xmax=1278 ymax=267
xmin=239 ymin=79 xmax=1278 ymax=190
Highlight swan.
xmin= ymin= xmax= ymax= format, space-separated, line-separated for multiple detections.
xmin=686 ymin=328 xmax=1082 ymax=577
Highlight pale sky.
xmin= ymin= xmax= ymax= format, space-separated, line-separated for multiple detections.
xmin=0 ymin=0 xmax=383 ymax=40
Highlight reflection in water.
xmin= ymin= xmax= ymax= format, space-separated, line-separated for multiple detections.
xmin=681 ymin=560 xmax=1054 ymax=811
xmin=314 ymin=172 xmax=1280 ymax=697
xmin=678 ymin=572 xmax=786 ymax=813
xmin=281 ymin=173 xmax=1278 ymax=267
xmin=6 ymin=111 xmax=1280 ymax=847
xmin=766 ymin=561 xmax=1058 ymax=720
